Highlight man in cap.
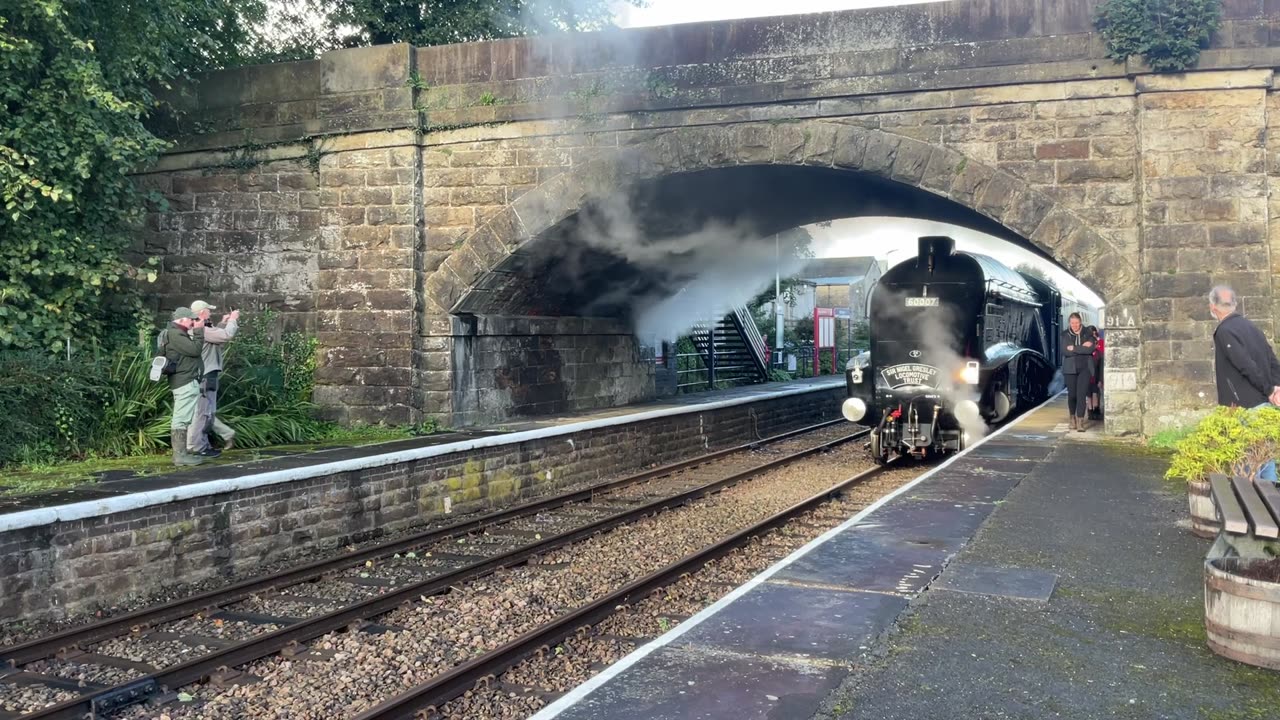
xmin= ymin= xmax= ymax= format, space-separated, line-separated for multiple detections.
xmin=158 ymin=307 xmax=206 ymax=466
xmin=188 ymin=300 xmax=239 ymax=457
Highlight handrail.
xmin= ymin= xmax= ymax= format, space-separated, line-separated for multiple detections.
xmin=731 ymin=305 xmax=771 ymax=373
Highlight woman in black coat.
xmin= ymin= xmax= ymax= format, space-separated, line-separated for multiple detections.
xmin=1062 ymin=313 xmax=1096 ymax=431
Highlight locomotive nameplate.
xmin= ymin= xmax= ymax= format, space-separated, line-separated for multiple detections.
xmin=881 ymin=363 xmax=941 ymax=389
xmin=905 ymin=297 xmax=939 ymax=307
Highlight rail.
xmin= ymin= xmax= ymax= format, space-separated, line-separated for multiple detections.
xmin=354 ymin=456 xmax=892 ymax=720
xmin=5 ymin=421 xmax=856 ymax=720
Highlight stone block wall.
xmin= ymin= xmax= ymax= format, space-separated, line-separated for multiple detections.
xmin=1137 ymin=71 xmax=1274 ymax=428
xmin=0 ymin=387 xmax=842 ymax=622
xmin=135 ymin=157 xmax=322 ymax=331
xmin=313 ymin=134 xmax=423 ymax=425
xmin=134 ymin=0 xmax=1280 ymax=435
xmin=450 ymin=315 xmax=655 ymax=425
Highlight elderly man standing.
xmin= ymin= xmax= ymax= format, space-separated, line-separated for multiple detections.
xmin=1209 ymin=285 xmax=1280 ymax=481
xmin=188 ymin=300 xmax=239 ymax=458
xmin=159 ymin=307 xmax=205 ymax=466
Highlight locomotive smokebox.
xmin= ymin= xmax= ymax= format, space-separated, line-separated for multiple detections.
xmin=917 ymin=236 xmax=956 ymax=270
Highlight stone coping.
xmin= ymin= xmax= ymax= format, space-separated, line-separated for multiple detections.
xmin=0 ymin=377 xmax=844 ymax=534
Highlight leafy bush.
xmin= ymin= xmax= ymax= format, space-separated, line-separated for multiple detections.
xmin=0 ymin=312 xmax=328 ymax=468
xmin=1165 ymin=406 xmax=1280 ymax=484
xmin=0 ymin=351 xmax=107 ymax=466
xmin=1095 ymin=0 xmax=1221 ymax=72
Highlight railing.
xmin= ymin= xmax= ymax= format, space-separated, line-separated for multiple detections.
xmin=731 ymin=306 xmax=771 ymax=373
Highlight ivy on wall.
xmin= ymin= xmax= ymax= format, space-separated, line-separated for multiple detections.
xmin=1095 ymin=0 xmax=1222 ymax=72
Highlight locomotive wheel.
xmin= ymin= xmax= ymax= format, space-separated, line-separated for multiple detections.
xmin=870 ymin=430 xmax=889 ymax=465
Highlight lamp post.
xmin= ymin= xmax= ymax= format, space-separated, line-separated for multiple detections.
xmin=775 ymin=233 xmax=783 ymax=364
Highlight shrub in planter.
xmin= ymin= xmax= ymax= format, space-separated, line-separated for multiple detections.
xmin=1165 ymin=406 xmax=1280 ymax=537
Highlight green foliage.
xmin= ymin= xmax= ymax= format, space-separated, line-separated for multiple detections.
xmin=0 ymin=312 xmax=330 ymax=470
xmin=1149 ymin=424 xmax=1195 ymax=450
xmin=477 ymin=91 xmax=499 ymax=106
xmin=0 ymin=351 xmax=106 ymax=466
xmin=0 ymin=0 xmax=283 ymax=352
xmin=1165 ymin=406 xmax=1280 ymax=484
xmin=1095 ymin=0 xmax=1221 ymax=72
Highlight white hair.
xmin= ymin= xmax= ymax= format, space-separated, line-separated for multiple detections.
xmin=1209 ymin=285 xmax=1237 ymax=312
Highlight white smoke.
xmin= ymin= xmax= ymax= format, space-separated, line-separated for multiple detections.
xmin=561 ymin=192 xmax=807 ymax=342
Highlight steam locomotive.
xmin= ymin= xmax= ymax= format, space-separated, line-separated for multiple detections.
xmin=843 ymin=236 xmax=1063 ymax=463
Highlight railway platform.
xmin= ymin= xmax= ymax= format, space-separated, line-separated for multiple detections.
xmin=532 ymin=398 xmax=1278 ymax=720
xmin=0 ymin=376 xmax=844 ymax=624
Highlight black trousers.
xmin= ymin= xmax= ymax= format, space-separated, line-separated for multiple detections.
xmin=1065 ymin=371 xmax=1091 ymax=417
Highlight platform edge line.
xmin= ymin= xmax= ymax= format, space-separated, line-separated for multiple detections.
xmin=527 ymin=392 xmax=1063 ymax=720
xmin=0 ymin=380 xmax=845 ymax=533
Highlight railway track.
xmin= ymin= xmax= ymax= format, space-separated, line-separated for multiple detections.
xmin=0 ymin=421 xmax=864 ymax=720
xmin=356 ymin=460 xmax=898 ymax=720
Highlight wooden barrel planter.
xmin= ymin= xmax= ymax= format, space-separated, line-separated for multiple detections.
xmin=1204 ymin=557 xmax=1280 ymax=669
xmin=1189 ymin=479 xmax=1220 ymax=539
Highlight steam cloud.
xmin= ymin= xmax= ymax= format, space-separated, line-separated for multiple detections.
xmin=558 ymin=192 xmax=808 ymax=343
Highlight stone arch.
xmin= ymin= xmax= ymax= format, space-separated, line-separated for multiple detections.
xmin=425 ymin=121 xmax=1140 ymax=317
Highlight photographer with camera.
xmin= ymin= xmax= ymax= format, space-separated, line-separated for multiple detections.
xmin=157 ymin=307 xmax=206 ymax=466
xmin=188 ymin=300 xmax=239 ymax=457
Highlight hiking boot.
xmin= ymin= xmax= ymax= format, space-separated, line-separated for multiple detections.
xmin=1068 ymin=416 xmax=1077 ymax=430
xmin=1077 ymin=417 xmax=1087 ymax=432
xmin=171 ymin=429 xmax=205 ymax=466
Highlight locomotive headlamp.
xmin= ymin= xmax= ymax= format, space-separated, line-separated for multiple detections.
xmin=842 ymin=397 xmax=868 ymax=423
xmin=959 ymin=361 xmax=980 ymax=385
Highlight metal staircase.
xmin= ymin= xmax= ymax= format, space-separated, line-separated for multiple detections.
xmin=686 ymin=306 xmax=771 ymax=388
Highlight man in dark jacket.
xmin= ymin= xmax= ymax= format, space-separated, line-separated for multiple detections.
xmin=159 ymin=307 xmax=205 ymax=466
xmin=1210 ymin=285 xmax=1280 ymax=481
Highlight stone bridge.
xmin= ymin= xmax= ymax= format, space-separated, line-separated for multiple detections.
xmin=137 ymin=0 xmax=1280 ymax=435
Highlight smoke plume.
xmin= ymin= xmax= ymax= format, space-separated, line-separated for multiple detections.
xmin=561 ymin=192 xmax=808 ymax=342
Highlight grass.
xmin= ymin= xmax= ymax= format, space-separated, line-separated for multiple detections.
xmin=1148 ymin=425 xmax=1193 ymax=450
xmin=0 ymin=422 xmax=441 ymax=498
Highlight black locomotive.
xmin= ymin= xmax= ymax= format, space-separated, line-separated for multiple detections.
xmin=844 ymin=236 xmax=1062 ymax=463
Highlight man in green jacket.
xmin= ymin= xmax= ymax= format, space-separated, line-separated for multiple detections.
xmin=159 ymin=307 xmax=206 ymax=466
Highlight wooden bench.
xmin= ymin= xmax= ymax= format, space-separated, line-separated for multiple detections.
xmin=1208 ymin=472 xmax=1280 ymax=554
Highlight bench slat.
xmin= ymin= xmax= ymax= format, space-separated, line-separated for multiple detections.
xmin=1210 ymin=473 xmax=1249 ymax=535
xmin=1233 ymin=473 xmax=1279 ymax=538
xmin=1254 ymin=478 xmax=1280 ymax=538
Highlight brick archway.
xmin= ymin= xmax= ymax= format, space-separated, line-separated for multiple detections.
xmin=429 ymin=122 xmax=1139 ymax=313
xmin=425 ymin=120 xmax=1141 ymax=433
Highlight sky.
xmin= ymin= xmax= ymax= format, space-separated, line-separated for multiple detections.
xmin=613 ymin=0 xmax=941 ymax=27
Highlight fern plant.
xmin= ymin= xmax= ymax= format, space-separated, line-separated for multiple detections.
xmin=1095 ymin=0 xmax=1222 ymax=72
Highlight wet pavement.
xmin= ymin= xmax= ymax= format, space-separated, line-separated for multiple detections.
xmin=537 ymin=399 xmax=1280 ymax=720
xmin=815 ymin=420 xmax=1279 ymax=718
xmin=540 ymin=400 xmax=1063 ymax=720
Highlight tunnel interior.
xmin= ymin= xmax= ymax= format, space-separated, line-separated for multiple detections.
xmin=454 ymin=164 xmax=1069 ymax=321
xmin=448 ymin=163 xmax=1102 ymax=426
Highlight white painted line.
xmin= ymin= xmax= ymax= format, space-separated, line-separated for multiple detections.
xmin=0 ymin=379 xmax=845 ymax=534
xmin=529 ymin=392 xmax=1061 ymax=720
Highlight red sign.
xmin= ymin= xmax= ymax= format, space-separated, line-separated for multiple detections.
xmin=813 ymin=308 xmax=838 ymax=375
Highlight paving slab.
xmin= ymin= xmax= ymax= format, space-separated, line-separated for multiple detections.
xmin=772 ymin=529 xmax=954 ymax=595
xmin=932 ymin=563 xmax=1058 ymax=601
xmin=678 ymin=583 xmax=907 ymax=660
xmin=553 ymin=645 xmax=846 ymax=720
xmin=815 ymin=439 xmax=1280 ymax=720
